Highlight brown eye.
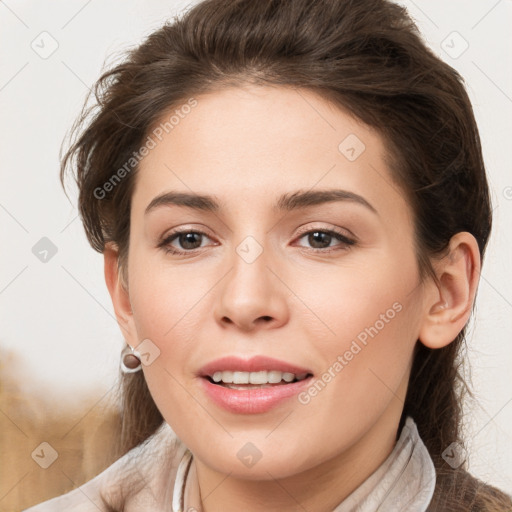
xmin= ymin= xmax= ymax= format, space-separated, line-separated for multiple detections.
xmin=296 ymin=229 xmax=355 ymax=252
xmin=307 ymin=231 xmax=334 ymax=249
xmin=176 ymin=232 xmax=203 ymax=250
xmin=158 ymin=229 xmax=213 ymax=255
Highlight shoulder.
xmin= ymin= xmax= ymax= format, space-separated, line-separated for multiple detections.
xmin=23 ymin=422 xmax=187 ymax=512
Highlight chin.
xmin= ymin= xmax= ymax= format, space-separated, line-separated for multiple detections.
xmin=196 ymin=441 xmax=321 ymax=481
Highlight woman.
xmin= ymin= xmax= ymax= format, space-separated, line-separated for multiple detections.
xmin=24 ymin=0 xmax=512 ymax=510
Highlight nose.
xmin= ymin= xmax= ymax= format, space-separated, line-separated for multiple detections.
xmin=214 ymin=241 xmax=289 ymax=332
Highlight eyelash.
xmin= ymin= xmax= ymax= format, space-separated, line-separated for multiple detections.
xmin=158 ymin=227 xmax=356 ymax=256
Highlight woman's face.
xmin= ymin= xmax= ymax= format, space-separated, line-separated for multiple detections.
xmin=122 ymin=85 xmax=428 ymax=479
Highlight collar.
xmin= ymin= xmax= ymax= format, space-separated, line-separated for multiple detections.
xmin=172 ymin=416 xmax=436 ymax=512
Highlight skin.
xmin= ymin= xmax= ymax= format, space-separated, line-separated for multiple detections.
xmin=104 ymin=84 xmax=481 ymax=512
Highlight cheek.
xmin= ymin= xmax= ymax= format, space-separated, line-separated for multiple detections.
xmin=294 ymin=252 xmax=422 ymax=404
xmin=126 ymin=258 xmax=205 ymax=426
xmin=128 ymin=248 xmax=210 ymax=340
xmin=299 ymin=253 xmax=419 ymax=346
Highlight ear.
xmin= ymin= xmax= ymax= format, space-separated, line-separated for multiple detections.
xmin=418 ymin=232 xmax=481 ymax=349
xmin=104 ymin=242 xmax=139 ymax=346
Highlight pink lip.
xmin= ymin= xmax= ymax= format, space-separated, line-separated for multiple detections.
xmin=199 ymin=375 xmax=314 ymax=414
xmin=197 ymin=355 xmax=314 ymax=414
xmin=198 ymin=355 xmax=313 ymax=377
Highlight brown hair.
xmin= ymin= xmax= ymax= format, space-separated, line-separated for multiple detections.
xmin=60 ymin=0 xmax=512 ymax=509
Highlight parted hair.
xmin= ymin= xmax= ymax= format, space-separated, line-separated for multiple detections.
xmin=60 ymin=0 xmax=512 ymax=510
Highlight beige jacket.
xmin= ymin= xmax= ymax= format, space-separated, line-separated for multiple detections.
xmin=23 ymin=416 xmax=436 ymax=512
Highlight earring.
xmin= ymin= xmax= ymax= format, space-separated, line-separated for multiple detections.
xmin=121 ymin=344 xmax=142 ymax=373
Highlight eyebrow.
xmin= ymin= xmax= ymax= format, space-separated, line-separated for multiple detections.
xmin=144 ymin=189 xmax=378 ymax=216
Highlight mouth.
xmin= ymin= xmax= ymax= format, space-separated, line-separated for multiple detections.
xmin=203 ymin=370 xmax=314 ymax=389
xmin=198 ymin=354 xmax=314 ymax=390
xmin=197 ymin=355 xmax=315 ymax=413
xmin=199 ymin=370 xmax=315 ymax=414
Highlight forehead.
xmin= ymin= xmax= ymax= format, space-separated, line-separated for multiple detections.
xmin=131 ymin=85 xmax=407 ymax=220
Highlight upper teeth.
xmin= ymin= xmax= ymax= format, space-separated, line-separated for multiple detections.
xmin=211 ymin=370 xmax=308 ymax=385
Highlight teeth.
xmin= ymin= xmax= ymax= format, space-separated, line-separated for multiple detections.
xmin=211 ymin=370 xmax=309 ymax=385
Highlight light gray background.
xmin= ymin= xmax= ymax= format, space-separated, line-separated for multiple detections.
xmin=1 ymin=0 xmax=511 ymax=495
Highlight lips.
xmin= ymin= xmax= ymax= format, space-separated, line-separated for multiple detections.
xmin=200 ymin=375 xmax=314 ymax=414
xmin=197 ymin=356 xmax=314 ymax=414
xmin=198 ymin=355 xmax=313 ymax=378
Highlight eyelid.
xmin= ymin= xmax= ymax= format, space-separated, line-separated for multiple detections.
xmin=294 ymin=223 xmax=356 ymax=241
xmin=159 ymin=223 xmax=215 ymax=240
